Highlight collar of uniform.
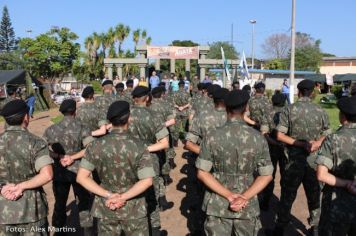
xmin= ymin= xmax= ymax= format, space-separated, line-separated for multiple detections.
xmin=343 ymin=123 xmax=356 ymax=129
xmin=134 ymin=103 xmax=146 ymax=108
xmin=215 ymin=107 xmax=226 ymax=112
xmin=104 ymin=93 xmax=113 ymax=97
xmin=110 ymin=127 xmax=128 ymax=134
xmin=5 ymin=125 xmax=27 ymax=132
xmin=227 ymin=116 xmax=245 ymax=124
xmin=298 ymin=97 xmax=312 ymax=102
xmin=151 ymin=98 xmax=161 ymax=104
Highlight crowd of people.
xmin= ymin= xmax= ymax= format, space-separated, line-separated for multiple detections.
xmin=0 ymin=73 xmax=355 ymax=236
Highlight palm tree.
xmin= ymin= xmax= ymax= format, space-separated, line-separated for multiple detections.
xmin=84 ymin=35 xmax=96 ymax=61
xmin=92 ymin=32 xmax=101 ymax=55
xmin=133 ymin=29 xmax=141 ymax=48
xmin=115 ymin=24 xmax=130 ymax=57
xmin=146 ymin=37 xmax=152 ymax=45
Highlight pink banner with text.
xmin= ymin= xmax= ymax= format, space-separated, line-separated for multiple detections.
xmin=147 ymin=46 xmax=199 ymax=59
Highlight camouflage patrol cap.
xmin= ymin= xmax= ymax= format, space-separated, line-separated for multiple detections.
xmin=107 ymin=101 xmax=130 ymax=121
xmin=59 ymin=99 xmax=76 ymax=114
xmin=224 ymin=90 xmax=250 ymax=109
xmin=0 ymin=99 xmax=29 ymax=118
xmin=337 ymin=96 xmax=356 ymax=116
xmin=213 ymin=87 xmax=229 ymax=100
xmin=126 ymin=79 xmax=134 ymax=86
xmin=102 ymin=79 xmax=113 ymax=86
xmin=132 ymin=86 xmax=149 ymax=98
xmin=297 ymin=79 xmax=315 ymax=91
xmin=81 ymin=86 xmax=94 ymax=98
xmin=272 ymin=93 xmax=287 ymax=107
xmin=116 ymin=82 xmax=125 ymax=89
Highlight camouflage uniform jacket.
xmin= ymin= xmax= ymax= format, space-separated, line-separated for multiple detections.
xmin=316 ymin=123 xmax=356 ymax=224
xmin=95 ymin=93 xmax=116 ymax=127
xmin=116 ymin=90 xmax=133 ymax=105
xmin=195 ymin=96 xmax=214 ymax=117
xmin=196 ymin=117 xmax=273 ymax=219
xmin=173 ymin=89 xmax=191 ymax=117
xmin=277 ymin=97 xmax=331 ymax=161
xmin=80 ymin=128 xmax=155 ymax=220
xmin=186 ymin=106 xmax=227 ymax=144
xmin=0 ymin=126 xmax=53 ymax=224
xmin=149 ymin=98 xmax=175 ymax=124
xmin=76 ymin=102 xmax=100 ymax=132
xmin=43 ymin=116 xmax=94 ymax=181
xmin=248 ymin=94 xmax=273 ymax=132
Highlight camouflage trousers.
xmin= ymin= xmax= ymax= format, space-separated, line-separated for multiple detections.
xmin=173 ymin=115 xmax=189 ymax=141
xmin=146 ymin=156 xmax=161 ymax=228
xmin=97 ymin=217 xmax=149 ymax=236
xmin=259 ymin=145 xmax=287 ymax=207
xmin=0 ymin=218 xmax=48 ymax=236
xmin=52 ymin=179 xmax=93 ymax=229
xmin=276 ymin=157 xmax=321 ymax=227
xmin=204 ymin=215 xmax=261 ymax=236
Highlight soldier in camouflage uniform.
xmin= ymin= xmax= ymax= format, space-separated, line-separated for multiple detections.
xmin=94 ymin=80 xmax=116 ymax=134
xmin=0 ymin=100 xmax=53 ymax=236
xmin=247 ymin=82 xmax=273 ymax=132
xmin=315 ymin=96 xmax=356 ymax=236
xmin=272 ymin=79 xmax=332 ymax=236
xmin=0 ymin=87 xmax=17 ymax=112
xmin=259 ymin=93 xmax=288 ymax=211
xmin=185 ymin=87 xmax=229 ymax=235
xmin=149 ymin=86 xmax=175 ymax=211
xmin=77 ymin=101 xmax=155 ymax=236
xmin=43 ymin=99 xmax=95 ymax=235
xmin=196 ymin=90 xmax=273 ymax=236
xmin=129 ymin=86 xmax=169 ymax=236
xmin=76 ymin=86 xmax=100 ymax=132
xmin=172 ymin=80 xmax=191 ymax=143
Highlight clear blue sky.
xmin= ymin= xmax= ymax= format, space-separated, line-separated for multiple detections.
xmin=1 ymin=0 xmax=356 ymax=58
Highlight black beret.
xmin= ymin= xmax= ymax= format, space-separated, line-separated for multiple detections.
xmin=0 ymin=99 xmax=29 ymax=118
xmin=242 ymin=85 xmax=251 ymax=91
xmin=272 ymin=93 xmax=287 ymax=107
xmin=126 ymin=79 xmax=134 ymax=85
xmin=297 ymin=79 xmax=315 ymax=91
xmin=254 ymin=82 xmax=265 ymax=89
xmin=337 ymin=96 xmax=356 ymax=116
xmin=115 ymin=82 xmax=125 ymax=89
xmin=213 ymin=88 xmax=229 ymax=100
xmin=197 ymin=83 xmax=204 ymax=90
xmin=224 ymin=90 xmax=250 ymax=109
xmin=81 ymin=86 xmax=94 ymax=98
xmin=59 ymin=99 xmax=76 ymax=114
xmin=107 ymin=101 xmax=130 ymax=121
xmin=102 ymin=80 xmax=113 ymax=86
xmin=178 ymin=80 xmax=185 ymax=86
xmin=132 ymin=86 xmax=149 ymax=98
xmin=151 ymin=86 xmax=164 ymax=96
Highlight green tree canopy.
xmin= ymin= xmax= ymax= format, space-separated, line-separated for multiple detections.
xmin=171 ymin=40 xmax=199 ymax=47
xmin=207 ymin=41 xmax=239 ymax=59
xmin=0 ymin=6 xmax=16 ymax=52
xmin=18 ymin=27 xmax=80 ymax=79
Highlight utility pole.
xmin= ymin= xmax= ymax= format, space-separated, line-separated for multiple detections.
xmin=289 ymin=0 xmax=296 ymax=104
xmin=249 ymin=20 xmax=257 ymax=69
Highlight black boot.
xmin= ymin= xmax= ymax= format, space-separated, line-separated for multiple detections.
xmin=163 ymin=175 xmax=173 ymax=186
xmin=266 ymin=226 xmax=284 ymax=236
xmin=169 ymin=158 xmax=176 ymax=169
xmin=159 ymin=196 xmax=174 ymax=211
xmin=151 ymin=227 xmax=161 ymax=236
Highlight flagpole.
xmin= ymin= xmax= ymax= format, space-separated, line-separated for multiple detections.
xmin=289 ymin=0 xmax=296 ymax=104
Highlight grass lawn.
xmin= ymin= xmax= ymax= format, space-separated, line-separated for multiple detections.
xmin=314 ymin=94 xmax=340 ymax=131
xmin=51 ymin=114 xmax=63 ymax=124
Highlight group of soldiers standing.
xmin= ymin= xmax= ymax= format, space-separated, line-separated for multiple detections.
xmin=0 ymin=75 xmax=355 ymax=236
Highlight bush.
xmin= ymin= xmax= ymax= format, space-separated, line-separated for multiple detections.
xmin=331 ymin=85 xmax=343 ymax=99
xmin=91 ymin=80 xmax=102 ymax=94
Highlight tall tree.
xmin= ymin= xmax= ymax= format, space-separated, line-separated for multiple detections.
xmin=171 ymin=40 xmax=198 ymax=47
xmin=261 ymin=33 xmax=290 ymax=59
xmin=115 ymin=24 xmax=130 ymax=56
xmin=0 ymin=6 xmax=16 ymax=52
xmin=207 ymin=41 xmax=239 ymax=59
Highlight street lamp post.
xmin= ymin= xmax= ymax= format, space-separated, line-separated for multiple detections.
xmin=249 ymin=20 xmax=257 ymax=69
xmin=289 ymin=0 xmax=296 ymax=104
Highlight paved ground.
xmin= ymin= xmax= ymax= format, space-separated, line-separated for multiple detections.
xmin=1 ymin=109 xmax=312 ymax=235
